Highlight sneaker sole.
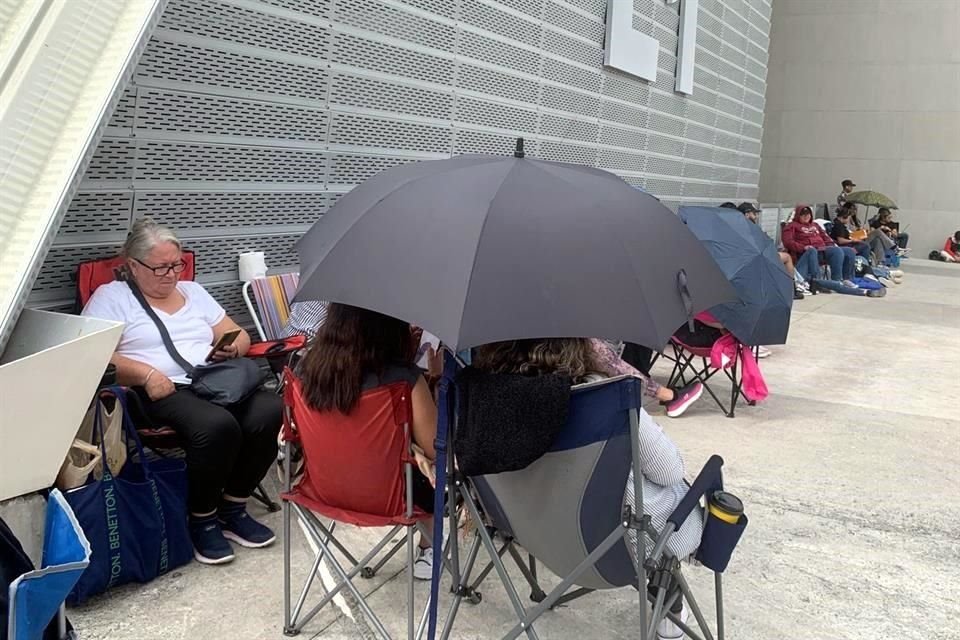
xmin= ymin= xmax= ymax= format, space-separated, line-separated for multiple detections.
xmin=413 ymin=565 xmax=432 ymax=581
xmin=222 ymin=530 xmax=276 ymax=549
xmin=194 ymin=549 xmax=235 ymax=565
xmin=666 ymin=385 xmax=703 ymax=418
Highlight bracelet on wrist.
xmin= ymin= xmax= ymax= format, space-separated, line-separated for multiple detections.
xmin=144 ymin=368 xmax=157 ymax=385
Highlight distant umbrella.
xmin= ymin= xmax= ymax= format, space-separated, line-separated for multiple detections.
xmin=679 ymin=206 xmax=794 ymax=346
xmin=844 ymin=190 xmax=898 ymax=210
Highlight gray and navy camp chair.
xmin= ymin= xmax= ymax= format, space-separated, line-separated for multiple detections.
xmin=438 ymin=375 xmax=743 ymax=640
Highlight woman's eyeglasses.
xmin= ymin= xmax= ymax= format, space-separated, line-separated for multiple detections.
xmin=135 ymin=258 xmax=187 ymax=277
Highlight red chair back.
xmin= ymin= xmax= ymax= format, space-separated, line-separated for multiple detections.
xmin=282 ymin=371 xmax=422 ymax=527
xmin=76 ymin=251 xmax=195 ymax=309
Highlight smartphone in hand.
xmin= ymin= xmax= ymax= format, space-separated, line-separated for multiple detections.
xmin=206 ymin=329 xmax=241 ymax=362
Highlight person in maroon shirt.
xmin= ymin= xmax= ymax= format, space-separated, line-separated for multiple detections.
xmin=782 ymin=205 xmax=857 ymax=287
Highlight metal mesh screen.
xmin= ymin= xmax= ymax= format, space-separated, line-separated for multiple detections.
xmin=32 ymin=0 xmax=769 ymax=321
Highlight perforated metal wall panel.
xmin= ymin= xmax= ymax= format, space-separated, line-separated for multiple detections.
xmin=32 ymin=0 xmax=769 ymax=323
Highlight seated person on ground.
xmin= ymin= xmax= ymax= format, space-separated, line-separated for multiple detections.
xmin=295 ymin=303 xmax=440 ymax=580
xmin=472 ymin=338 xmax=704 ymax=563
xmin=941 ymin=231 xmax=960 ymax=263
xmin=589 ymin=339 xmax=703 ymax=418
xmin=82 ymin=219 xmax=282 ymax=566
xmin=870 ymin=208 xmax=909 ymax=251
xmin=830 ymin=206 xmax=873 ymax=262
xmin=840 ymin=202 xmax=895 ymax=264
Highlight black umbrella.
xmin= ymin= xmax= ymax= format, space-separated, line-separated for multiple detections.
xmin=296 ymin=143 xmax=735 ymax=350
xmin=678 ymin=206 xmax=794 ymax=346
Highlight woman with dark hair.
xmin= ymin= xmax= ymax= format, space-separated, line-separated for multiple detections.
xmin=474 ymin=338 xmax=703 ymax=638
xmin=297 ymin=303 xmax=439 ymax=579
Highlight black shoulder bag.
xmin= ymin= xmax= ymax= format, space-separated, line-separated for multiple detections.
xmin=127 ymin=280 xmax=264 ymax=406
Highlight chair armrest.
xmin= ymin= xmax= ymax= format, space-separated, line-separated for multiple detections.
xmin=246 ymin=335 xmax=307 ymax=358
xmin=666 ymin=454 xmax=723 ymax=528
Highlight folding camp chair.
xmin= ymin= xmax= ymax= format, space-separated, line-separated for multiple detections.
xmin=6 ymin=490 xmax=89 ymax=640
xmin=242 ymin=272 xmax=300 ymax=342
xmin=665 ymin=337 xmax=755 ymax=418
xmin=438 ymin=375 xmax=741 ymax=640
xmin=75 ymin=252 xmax=281 ymax=512
xmin=280 ymin=369 xmax=432 ymax=638
xmin=242 ymin=273 xmax=309 ymax=380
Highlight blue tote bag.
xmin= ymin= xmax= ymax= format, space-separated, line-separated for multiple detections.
xmin=65 ymin=387 xmax=191 ymax=604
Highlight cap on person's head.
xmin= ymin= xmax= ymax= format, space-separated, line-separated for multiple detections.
xmin=719 ymin=202 xmax=738 ymax=209
xmin=842 ymin=179 xmax=856 ymax=188
xmin=737 ymin=202 xmax=759 ymax=214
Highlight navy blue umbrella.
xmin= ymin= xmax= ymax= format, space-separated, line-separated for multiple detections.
xmin=678 ymin=206 xmax=794 ymax=346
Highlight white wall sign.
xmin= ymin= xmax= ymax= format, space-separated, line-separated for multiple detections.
xmin=604 ymin=0 xmax=699 ymax=96
xmin=604 ymin=0 xmax=659 ymax=83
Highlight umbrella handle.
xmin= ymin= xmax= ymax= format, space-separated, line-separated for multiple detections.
xmin=677 ymin=269 xmax=695 ymax=332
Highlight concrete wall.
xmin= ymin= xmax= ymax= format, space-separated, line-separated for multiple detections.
xmin=760 ymin=0 xmax=960 ymax=253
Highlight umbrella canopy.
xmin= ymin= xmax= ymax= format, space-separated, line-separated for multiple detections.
xmin=844 ymin=190 xmax=898 ymax=209
xmin=678 ymin=206 xmax=794 ymax=346
xmin=296 ymin=151 xmax=735 ymax=350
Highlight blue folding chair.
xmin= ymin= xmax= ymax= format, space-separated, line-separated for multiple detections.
xmin=435 ymin=375 xmax=745 ymax=640
xmin=7 ymin=489 xmax=90 ymax=640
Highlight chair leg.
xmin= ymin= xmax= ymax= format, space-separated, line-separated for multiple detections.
xmin=715 ymin=572 xmax=725 ymax=640
xmin=440 ymin=533 xmax=485 ymax=640
xmin=291 ymin=505 xmax=398 ymax=637
xmin=407 ymin=523 xmax=415 ymax=640
xmin=460 ymin=494 xmax=540 ymax=640
xmin=252 ymin=482 xmax=281 ymax=512
xmin=282 ymin=441 xmax=295 ymax=636
xmin=505 ymin=543 xmax=547 ymax=603
xmin=727 ymin=355 xmax=738 ymax=418
xmin=674 ymin=568 xmax=715 ymax=640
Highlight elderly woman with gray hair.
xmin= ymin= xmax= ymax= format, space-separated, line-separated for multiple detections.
xmin=82 ymin=218 xmax=281 ymax=566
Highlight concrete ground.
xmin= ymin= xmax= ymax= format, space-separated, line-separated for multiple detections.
xmin=70 ymin=260 xmax=960 ymax=640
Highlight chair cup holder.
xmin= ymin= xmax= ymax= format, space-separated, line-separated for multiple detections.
xmin=695 ymin=513 xmax=747 ymax=573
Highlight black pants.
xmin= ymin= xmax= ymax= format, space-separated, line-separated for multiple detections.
xmin=621 ymin=342 xmax=654 ymax=375
xmin=136 ymin=388 xmax=282 ymax=514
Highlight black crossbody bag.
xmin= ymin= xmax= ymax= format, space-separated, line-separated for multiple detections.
xmin=127 ymin=280 xmax=263 ymax=405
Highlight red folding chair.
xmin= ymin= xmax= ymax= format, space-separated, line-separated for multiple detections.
xmin=75 ymin=251 xmax=287 ymax=511
xmin=665 ymin=335 xmax=756 ymax=418
xmin=280 ymin=369 xmax=431 ymax=638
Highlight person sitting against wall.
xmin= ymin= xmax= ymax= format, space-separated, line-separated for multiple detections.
xmin=295 ymin=303 xmax=441 ymax=579
xmin=940 ymin=231 xmax=960 ymax=263
xmin=870 ymin=208 xmax=909 ymax=253
xmin=82 ymin=219 xmax=282 ymax=565
xmin=473 ymin=337 xmax=703 ymax=639
xmin=830 ymin=206 xmax=873 ymax=262
xmin=839 ymin=202 xmax=896 ymax=264
xmin=782 ymin=205 xmax=883 ymax=296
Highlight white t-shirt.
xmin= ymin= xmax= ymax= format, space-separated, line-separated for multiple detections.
xmin=82 ymin=281 xmax=226 ymax=384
